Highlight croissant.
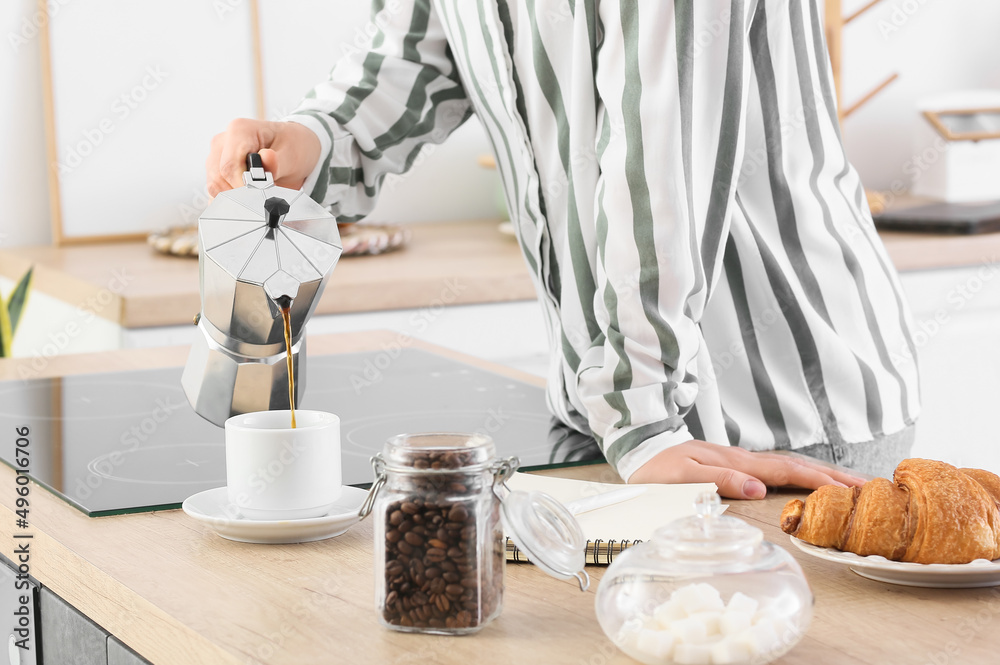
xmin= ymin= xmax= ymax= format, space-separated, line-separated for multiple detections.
xmin=780 ymin=459 xmax=1000 ymax=564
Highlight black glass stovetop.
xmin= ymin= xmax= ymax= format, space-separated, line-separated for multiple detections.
xmin=0 ymin=348 xmax=602 ymax=516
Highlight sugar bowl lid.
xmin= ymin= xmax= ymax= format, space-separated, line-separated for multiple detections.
xmin=651 ymin=492 xmax=764 ymax=560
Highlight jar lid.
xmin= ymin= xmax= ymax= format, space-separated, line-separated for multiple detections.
xmin=651 ymin=492 xmax=763 ymax=559
xmin=501 ymin=490 xmax=590 ymax=591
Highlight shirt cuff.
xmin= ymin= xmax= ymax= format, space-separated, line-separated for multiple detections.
xmin=285 ymin=114 xmax=332 ymax=198
xmin=617 ymin=427 xmax=695 ymax=482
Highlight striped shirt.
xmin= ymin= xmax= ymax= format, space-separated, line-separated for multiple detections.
xmin=288 ymin=0 xmax=920 ymax=480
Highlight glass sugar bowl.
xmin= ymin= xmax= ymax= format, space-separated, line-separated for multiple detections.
xmin=362 ymin=432 xmax=590 ymax=635
xmin=595 ymin=493 xmax=813 ymax=665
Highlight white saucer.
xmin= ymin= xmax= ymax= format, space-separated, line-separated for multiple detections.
xmin=790 ymin=536 xmax=1000 ymax=588
xmin=183 ymin=486 xmax=368 ymax=544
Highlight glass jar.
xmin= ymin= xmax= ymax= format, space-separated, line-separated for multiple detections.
xmin=362 ymin=432 xmax=591 ymax=635
xmin=367 ymin=433 xmax=514 ymax=634
xmin=595 ymin=493 xmax=813 ymax=665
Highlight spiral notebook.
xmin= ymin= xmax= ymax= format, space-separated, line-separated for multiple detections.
xmin=503 ymin=473 xmax=723 ymax=565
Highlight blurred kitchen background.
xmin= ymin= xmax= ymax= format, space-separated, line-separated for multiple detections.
xmin=3 ymin=0 xmax=1000 ymax=247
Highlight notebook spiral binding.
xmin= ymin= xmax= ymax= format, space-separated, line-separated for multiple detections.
xmin=504 ymin=537 xmax=643 ymax=566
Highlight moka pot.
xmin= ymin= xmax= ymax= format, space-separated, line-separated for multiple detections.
xmin=182 ymin=153 xmax=342 ymax=426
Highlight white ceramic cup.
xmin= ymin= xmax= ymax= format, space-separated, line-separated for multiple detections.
xmin=225 ymin=410 xmax=342 ymax=520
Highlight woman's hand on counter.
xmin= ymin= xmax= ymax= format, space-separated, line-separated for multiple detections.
xmin=628 ymin=440 xmax=867 ymax=500
xmin=206 ymin=118 xmax=321 ymax=196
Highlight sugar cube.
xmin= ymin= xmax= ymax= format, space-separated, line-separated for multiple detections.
xmin=653 ymin=599 xmax=688 ymax=627
xmin=635 ymin=627 xmax=676 ymax=660
xmin=668 ymin=615 xmax=709 ymax=644
xmin=726 ymin=591 xmax=759 ymax=616
xmin=671 ymin=583 xmax=725 ymax=614
xmin=711 ymin=638 xmax=754 ymax=665
xmin=719 ymin=610 xmax=753 ymax=636
xmin=673 ymin=642 xmax=714 ymax=665
xmin=686 ymin=610 xmax=722 ymax=637
xmin=751 ymin=617 xmax=780 ymax=655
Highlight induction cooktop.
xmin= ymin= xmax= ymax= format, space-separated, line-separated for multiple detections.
xmin=0 ymin=348 xmax=602 ymax=516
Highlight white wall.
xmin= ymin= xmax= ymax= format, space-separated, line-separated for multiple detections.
xmin=839 ymin=0 xmax=1000 ymax=192
xmin=256 ymin=0 xmax=499 ymax=225
xmin=0 ymin=1 xmax=499 ymax=249
xmin=0 ymin=0 xmax=52 ymax=249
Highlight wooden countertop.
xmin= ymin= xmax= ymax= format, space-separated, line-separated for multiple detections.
xmin=3 ymin=214 xmax=1000 ymax=330
xmin=0 ymin=220 xmax=535 ymax=328
xmin=1 ymin=331 xmax=998 ymax=664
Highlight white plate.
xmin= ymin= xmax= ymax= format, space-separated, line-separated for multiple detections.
xmin=790 ymin=537 xmax=1000 ymax=588
xmin=183 ymin=486 xmax=367 ymax=544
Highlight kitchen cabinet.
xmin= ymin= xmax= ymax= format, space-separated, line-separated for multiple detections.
xmin=897 ymin=265 xmax=1000 ymax=471
xmin=37 ymin=589 xmax=151 ymax=665
xmin=39 ymin=589 xmax=106 ymax=665
xmin=0 ymin=556 xmax=151 ymax=665
xmin=0 ymin=555 xmax=39 ymax=665
xmin=124 ymin=300 xmax=551 ymax=379
xmin=107 ymin=638 xmax=148 ymax=665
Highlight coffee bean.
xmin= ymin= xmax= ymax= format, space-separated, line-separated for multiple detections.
xmin=380 ymin=450 xmax=504 ymax=633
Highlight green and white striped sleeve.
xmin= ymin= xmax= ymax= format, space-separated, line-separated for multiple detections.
xmin=286 ymin=0 xmax=472 ymax=221
xmin=576 ymin=1 xmax=740 ymax=478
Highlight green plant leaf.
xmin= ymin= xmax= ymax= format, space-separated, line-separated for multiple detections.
xmin=0 ymin=291 xmax=11 ymax=358
xmin=7 ymin=266 xmax=33 ymax=336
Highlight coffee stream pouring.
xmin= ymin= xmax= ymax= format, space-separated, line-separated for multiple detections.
xmin=182 ymin=153 xmax=343 ymax=427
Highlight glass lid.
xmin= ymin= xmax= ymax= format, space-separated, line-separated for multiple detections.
xmin=501 ymin=489 xmax=590 ymax=591
xmin=651 ymin=492 xmax=763 ymax=559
